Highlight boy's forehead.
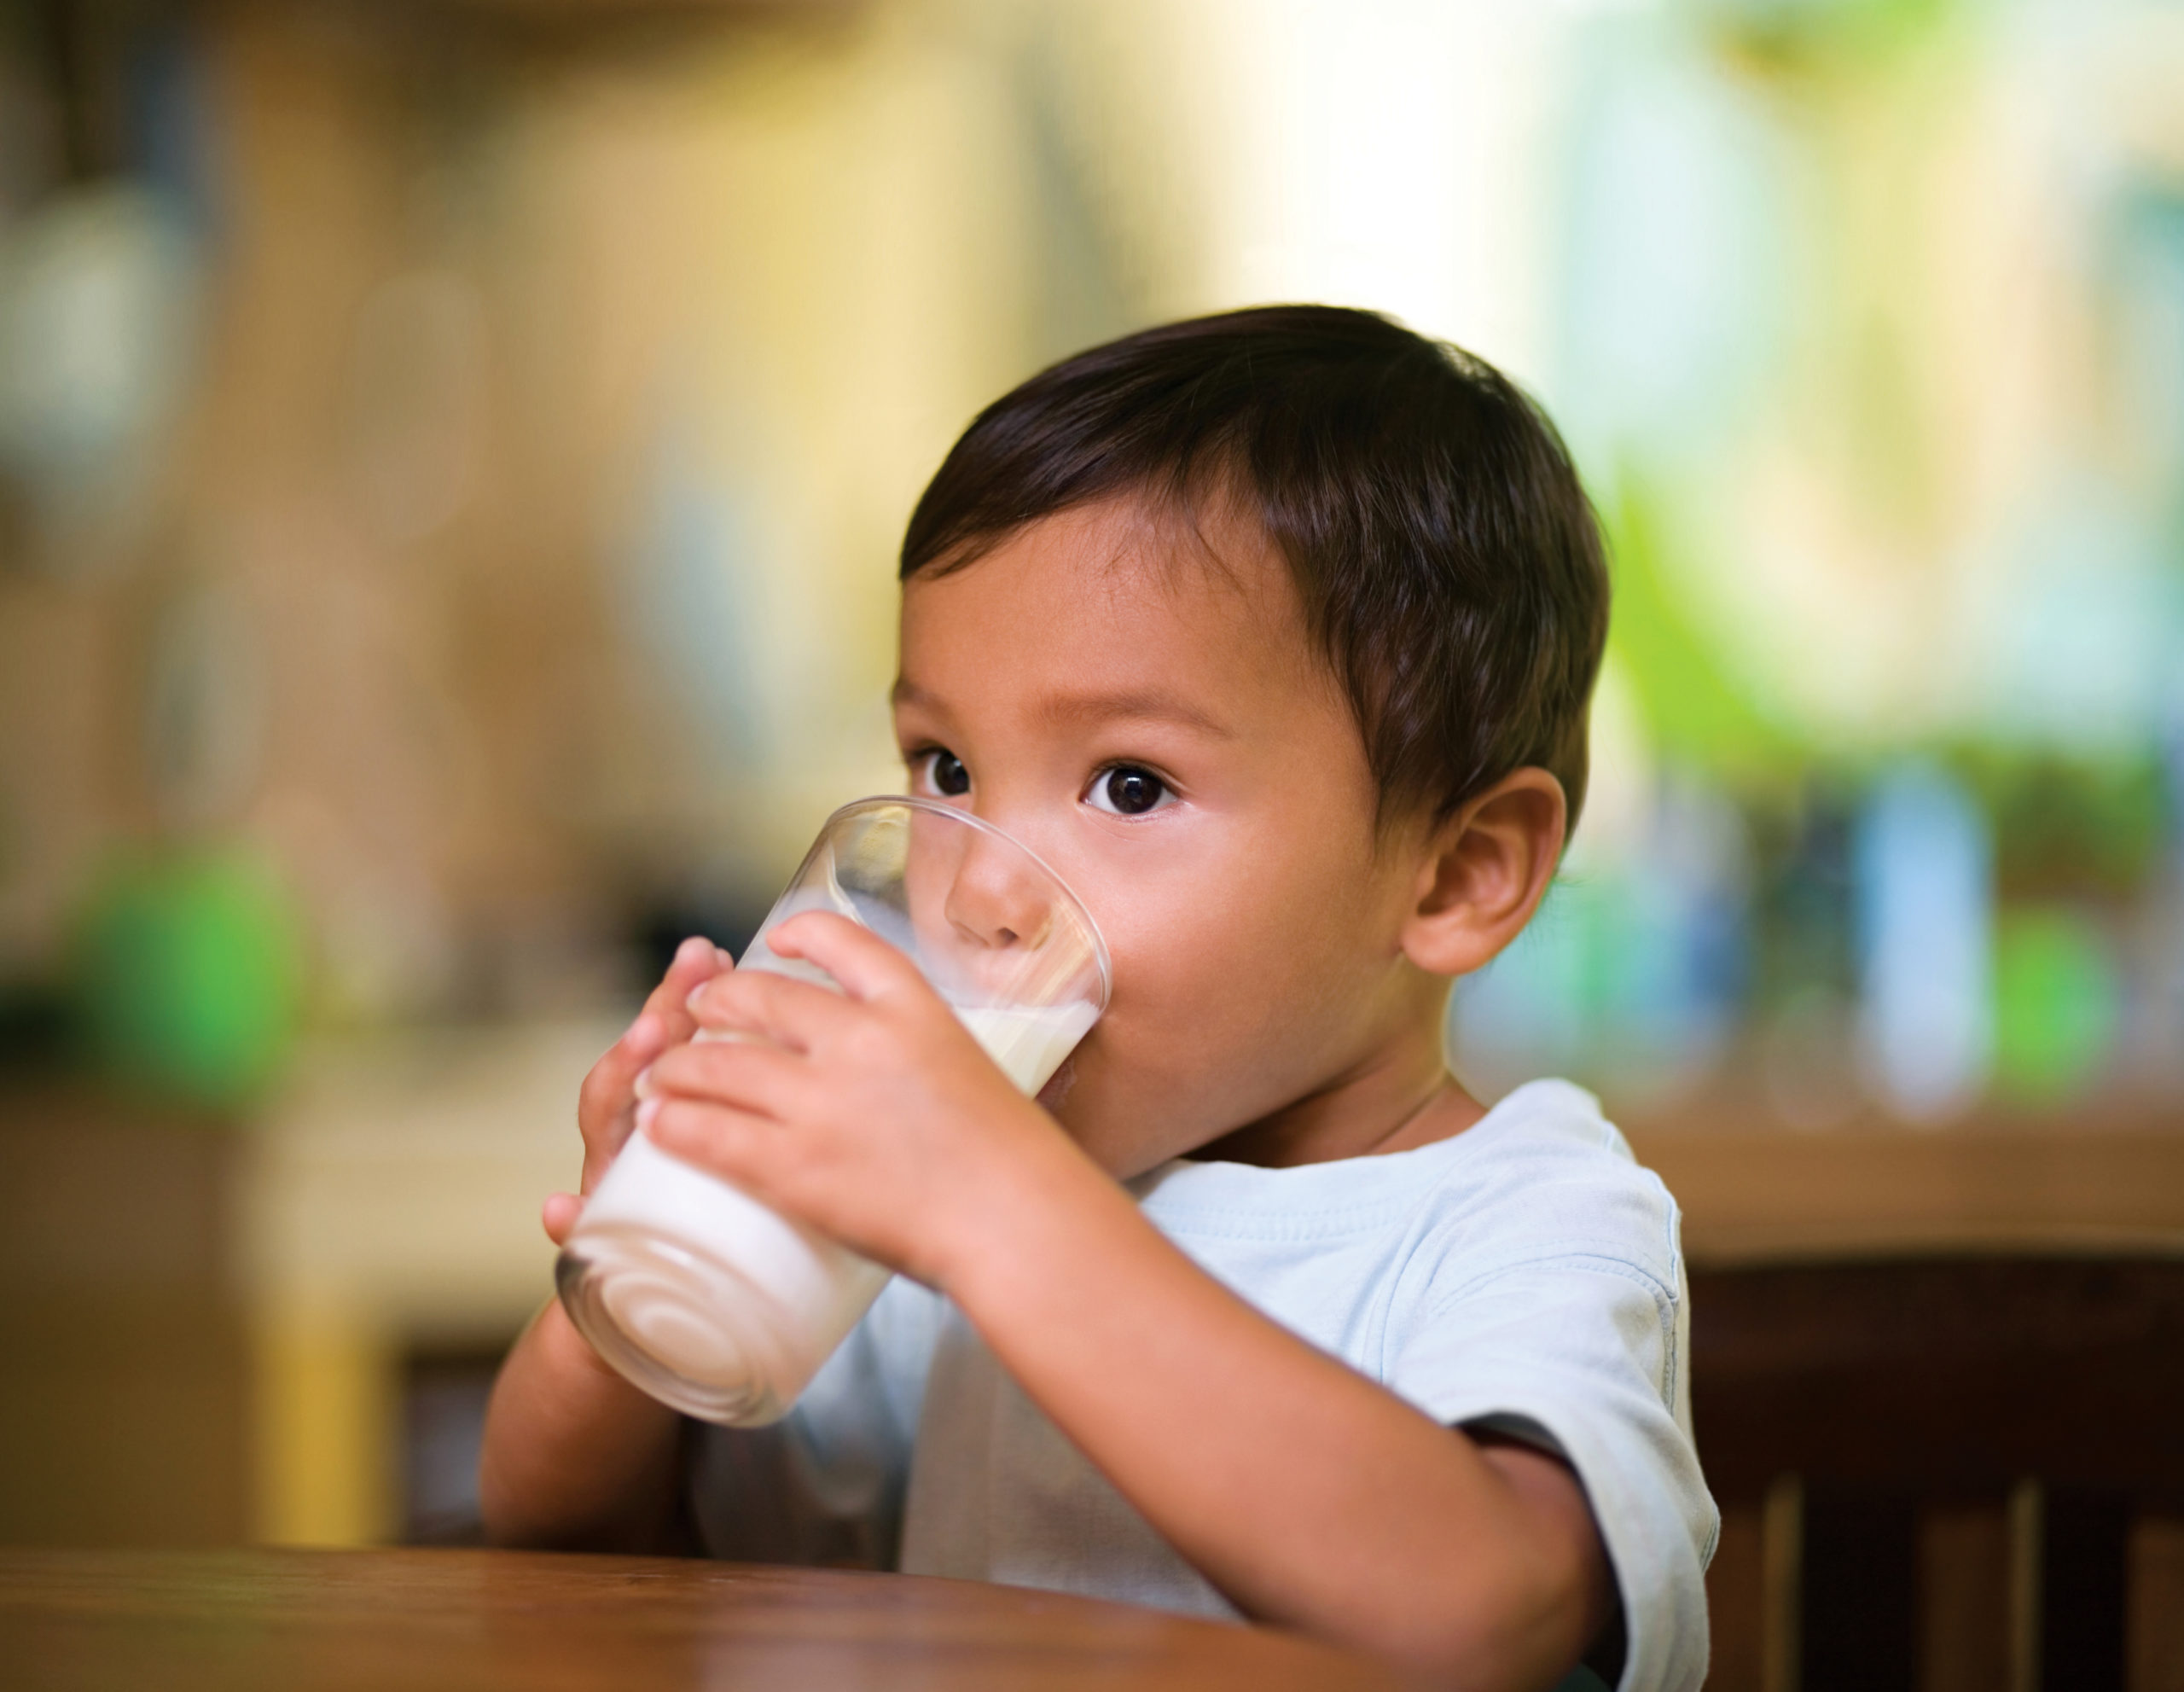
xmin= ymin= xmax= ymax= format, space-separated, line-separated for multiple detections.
xmin=897 ymin=497 xmax=1316 ymax=706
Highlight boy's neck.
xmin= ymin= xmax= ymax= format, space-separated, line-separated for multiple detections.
xmin=1189 ymin=1030 xmax=1486 ymax=1170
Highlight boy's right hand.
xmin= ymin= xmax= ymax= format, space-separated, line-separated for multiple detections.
xmin=541 ymin=935 xmax=735 ymax=1247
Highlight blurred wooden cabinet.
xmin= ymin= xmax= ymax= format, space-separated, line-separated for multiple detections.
xmin=0 ymin=1093 xmax=251 ymax=1549
xmin=0 ymin=1020 xmax=613 ymax=1550
xmin=240 ymin=1020 xmax=616 ymax=1545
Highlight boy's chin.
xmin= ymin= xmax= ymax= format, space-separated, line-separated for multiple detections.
xmin=1034 ymin=1056 xmax=1079 ymax=1114
xmin=1051 ymin=1109 xmax=1199 ymax=1184
xmin=1036 ymin=1055 xmax=1214 ymax=1179
xmin=1037 ymin=1070 xmax=1132 ymax=1175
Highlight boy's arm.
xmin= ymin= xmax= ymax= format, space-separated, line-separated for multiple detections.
xmin=478 ymin=1298 xmax=688 ymax=1551
xmin=476 ymin=939 xmax=730 ymax=1553
xmin=944 ymin=1160 xmax=1613 ymax=1689
xmin=644 ymin=915 xmax=1611 ymax=1689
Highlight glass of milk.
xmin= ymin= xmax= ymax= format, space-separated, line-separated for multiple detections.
xmin=555 ymin=797 xmax=1110 ymax=1426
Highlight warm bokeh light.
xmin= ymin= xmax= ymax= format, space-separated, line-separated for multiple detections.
xmin=6 ymin=1 xmax=2179 ymax=1126
xmin=2 ymin=0 xmax=2180 ymax=1609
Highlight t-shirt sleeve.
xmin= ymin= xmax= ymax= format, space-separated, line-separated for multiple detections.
xmin=1391 ymin=1246 xmax=1716 ymax=1692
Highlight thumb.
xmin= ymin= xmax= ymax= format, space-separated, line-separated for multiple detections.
xmin=542 ymin=1191 xmax=582 ymax=1247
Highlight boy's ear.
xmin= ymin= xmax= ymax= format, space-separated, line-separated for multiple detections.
xmin=1398 ymin=768 xmax=1567 ymax=978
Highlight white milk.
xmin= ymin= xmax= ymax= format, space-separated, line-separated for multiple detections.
xmin=953 ymin=999 xmax=1100 ymax=1095
xmin=564 ymin=1133 xmax=889 ymax=1419
xmin=560 ymin=993 xmax=1099 ymax=1426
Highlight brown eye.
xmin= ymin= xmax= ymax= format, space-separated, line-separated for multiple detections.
xmin=929 ymin=749 xmax=969 ymax=796
xmin=1088 ymin=765 xmax=1168 ymax=817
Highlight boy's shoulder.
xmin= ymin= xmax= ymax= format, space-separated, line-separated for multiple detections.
xmin=1434 ymin=1077 xmax=1676 ymax=1218
xmin=1403 ymin=1079 xmax=1686 ymax=1296
xmin=1131 ymin=1079 xmax=1684 ymax=1294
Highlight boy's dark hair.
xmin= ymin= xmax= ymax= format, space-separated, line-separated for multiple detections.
xmin=899 ymin=304 xmax=1610 ymax=834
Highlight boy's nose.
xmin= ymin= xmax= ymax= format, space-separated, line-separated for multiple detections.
xmin=944 ymin=831 xmax=1054 ymax=956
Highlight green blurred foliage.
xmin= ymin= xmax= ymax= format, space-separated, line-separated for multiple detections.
xmin=1992 ymin=906 xmax=2123 ymax=1104
xmin=1694 ymin=0 xmax=1958 ymax=73
xmin=72 ymin=850 xmax=304 ymax=1111
xmin=1599 ymin=476 xmax=1799 ymax=782
xmin=1960 ymin=749 xmax=2169 ymax=900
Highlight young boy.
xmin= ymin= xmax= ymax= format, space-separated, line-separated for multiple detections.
xmin=480 ymin=306 xmax=1715 ymax=1692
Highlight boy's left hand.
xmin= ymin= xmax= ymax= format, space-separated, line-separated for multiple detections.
xmin=636 ymin=910 xmax=1084 ymax=1289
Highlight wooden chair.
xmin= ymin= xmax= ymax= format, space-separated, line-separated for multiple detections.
xmin=1691 ymin=1259 xmax=2184 ymax=1692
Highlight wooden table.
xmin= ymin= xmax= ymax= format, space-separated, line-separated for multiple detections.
xmin=0 ymin=1547 xmax=1417 ymax=1690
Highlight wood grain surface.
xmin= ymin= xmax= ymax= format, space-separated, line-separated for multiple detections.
xmin=0 ymin=1547 xmax=1420 ymax=1691
xmin=1623 ymin=1126 xmax=2184 ymax=1265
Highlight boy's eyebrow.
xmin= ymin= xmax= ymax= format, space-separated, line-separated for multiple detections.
xmin=1034 ymin=687 xmax=1234 ymax=738
xmin=892 ymin=678 xmax=1233 ymax=739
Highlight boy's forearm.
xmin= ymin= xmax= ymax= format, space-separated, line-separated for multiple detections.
xmin=478 ymin=1300 xmax=688 ymax=1552
xmin=941 ymin=1153 xmax=1606 ymax=1689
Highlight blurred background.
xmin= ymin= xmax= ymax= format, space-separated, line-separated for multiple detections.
xmin=0 ymin=1 xmax=2180 ymax=1688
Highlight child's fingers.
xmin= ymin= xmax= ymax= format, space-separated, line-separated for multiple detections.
xmin=645 ymin=935 xmax=734 ymax=1043
xmin=542 ymin=1190 xmax=582 ymax=1247
xmin=645 ymin=1032 xmax=814 ymax=1122
xmin=575 ymin=1011 xmax=671 ymax=1146
xmin=575 ymin=939 xmax=731 ymax=1148
xmin=762 ymin=911 xmax=930 ymax=1005
xmin=685 ymin=966 xmax=857 ymax=1054
xmin=645 ymin=1097 xmax=795 ymax=1207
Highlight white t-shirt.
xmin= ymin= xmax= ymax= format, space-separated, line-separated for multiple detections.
xmin=688 ymin=1079 xmax=1716 ymax=1692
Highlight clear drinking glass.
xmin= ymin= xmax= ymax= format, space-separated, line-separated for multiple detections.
xmin=556 ymin=796 xmax=1111 ymax=1426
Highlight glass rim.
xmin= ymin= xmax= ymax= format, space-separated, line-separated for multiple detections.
xmin=814 ymin=794 xmax=1113 ymax=1010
